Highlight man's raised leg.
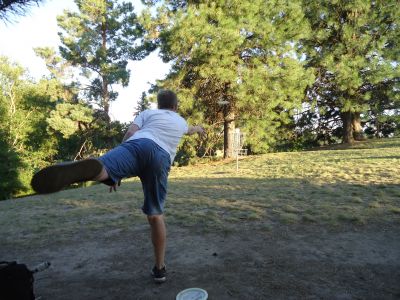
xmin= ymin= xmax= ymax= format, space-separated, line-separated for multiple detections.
xmin=93 ymin=167 xmax=109 ymax=182
xmin=31 ymin=159 xmax=108 ymax=194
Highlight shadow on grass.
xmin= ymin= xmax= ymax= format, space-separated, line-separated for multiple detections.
xmin=0 ymin=176 xmax=399 ymax=249
xmin=311 ymin=138 xmax=400 ymax=151
xmin=349 ymin=156 xmax=400 ymax=160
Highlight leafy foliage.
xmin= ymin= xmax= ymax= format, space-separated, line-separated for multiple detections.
xmin=0 ymin=95 xmax=23 ymax=199
xmin=0 ymin=56 xmax=59 ymax=198
xmin=143 ymin=0 xmax=314 ymax=160
xmin=134 ymin=91 xmax=151 ymax=116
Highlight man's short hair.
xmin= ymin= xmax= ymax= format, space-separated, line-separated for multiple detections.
xmin=157 ymin=90 xmax=178 ymax=110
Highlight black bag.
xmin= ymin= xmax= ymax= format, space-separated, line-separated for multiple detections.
xmin=0 ymin=261 xmax=35 ymax=300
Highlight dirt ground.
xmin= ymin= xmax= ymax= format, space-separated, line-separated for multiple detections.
xmin=3 ymin=222 xmax=400 ymax=300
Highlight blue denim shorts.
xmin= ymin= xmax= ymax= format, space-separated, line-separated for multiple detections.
xmin=98 ymin=138 xmax=171 ymax=215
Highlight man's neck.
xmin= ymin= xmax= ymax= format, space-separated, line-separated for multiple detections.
xmin=159 ymin=108 xmax=177 ymax=112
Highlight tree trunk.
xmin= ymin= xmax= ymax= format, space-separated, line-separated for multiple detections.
xmin=102 ymin=75 xmax=109 ymax=116
xmin=101 ymin=20 xmax=110 ymax=118
xmin=375 ymin=117 xmax=381 ymax=138
xmin=223 ymin=109 xmax=235 ymax=158
xmin=342 ymin=111 xmax=354 ymax=144
xmin=352 ymin=112 xmax=365 ymax=141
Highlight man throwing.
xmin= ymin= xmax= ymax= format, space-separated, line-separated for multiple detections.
xmin=31 ymin=90 xmax=204 ymax=283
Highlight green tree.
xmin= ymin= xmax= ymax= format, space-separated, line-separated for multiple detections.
xmin=0 ymin=0 xmax=44 ymax=21
xmin=57 ymin=0 xmax=154 ymax=119
xmin=35 ymin=46 xmax=126 ymax=160
xmin=143 ymin=0 xmax=313 ymax=158
xmin=364 ymin=78 xmax=400 ymax=137
xmin=134 ymin=91 xmax=151 ymax=116
xmin=35 ymin=47 xmax=91 ymax=159
xmin=0 ymin=93 xmax=23 ymax=199
xmin=302 ymin=0 xmax=399 ymax=144
xmin=0 ymin=56 xmax=59 ymax=198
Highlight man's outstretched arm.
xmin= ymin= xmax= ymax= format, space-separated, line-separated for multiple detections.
xmin=186 ymin=125 xmax=205 ymax=135
xmin=122 ymin=123 xmax=140 ymax=142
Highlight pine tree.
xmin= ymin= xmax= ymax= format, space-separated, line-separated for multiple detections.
xmin=302 ymin=0 xmax=399 ymax=144
xmin=144 ymin=0 xmax=313 ymax=157
xmin=34 ymin=46 xmax=125 ymax=160
xmin=0 ymin=0 xmax=44 ymax=21
xmin=134 ymin=91 xmax=151 ymax=116
xmin=57 ymin=0 xmax=154 ymax=120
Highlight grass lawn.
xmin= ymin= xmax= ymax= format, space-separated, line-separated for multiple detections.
xmin=0 ymin=138 xmax=399 ymax=299
xmin=168 ymin=138 xmax=400 ymax=228
xmin=1 ymin=138 xmax=400 ymax=246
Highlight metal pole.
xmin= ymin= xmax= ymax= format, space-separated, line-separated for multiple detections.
xmin=236 ymin=149 xmax=239 ymax=172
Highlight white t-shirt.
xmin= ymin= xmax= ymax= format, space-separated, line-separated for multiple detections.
xmin=127 ymin=109 xmax=188 ymax=163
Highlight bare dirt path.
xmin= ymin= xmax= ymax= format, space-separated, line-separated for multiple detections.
xmin=3 ymin=223 xmax=400 ymax=299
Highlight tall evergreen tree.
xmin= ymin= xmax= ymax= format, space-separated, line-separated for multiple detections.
xmin=143 ymin=0 xmax=313 ymax=157
xmin=302 ymin=0 xmax=399 ymax=144
xmin=57 ymin=0 xmax=154 ymax=119
xmin=134 ymin=91 xmax=151 ymax=116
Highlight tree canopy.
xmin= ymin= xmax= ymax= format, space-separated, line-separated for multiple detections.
xmin=57 ymin=0 xmax=154 ymax=118
xmin=301 ymin=0 xmax=399 ymax=143
xmin=143 ymin=0 xmax=314 ymax=157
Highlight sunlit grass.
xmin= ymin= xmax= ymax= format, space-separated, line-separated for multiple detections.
xmin=0 ymin=138 xmax=399 ymax=247
xmin=167 ymin=138 xmax=400 ymax=228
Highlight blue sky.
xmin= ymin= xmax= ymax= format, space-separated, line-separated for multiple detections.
xmin=0 ymin=0 xmax=170 ymax=123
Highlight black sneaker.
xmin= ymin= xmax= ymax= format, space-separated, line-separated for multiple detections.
xmin=151 ymin=265 xmax=166 ymax=283
xmin=31 ymin=159 xmax=103 ymax=194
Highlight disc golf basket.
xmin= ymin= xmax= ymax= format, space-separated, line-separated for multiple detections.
xmin=230 ymin=128 xmax=247 ymax=171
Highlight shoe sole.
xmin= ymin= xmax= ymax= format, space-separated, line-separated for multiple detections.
xmin=31 ymin=159 xmax=103 ymax=194
xmin=153 ymin=276 xmax=166 ymax=283
xmin=151 ymin=270 xmax=166 ymax=283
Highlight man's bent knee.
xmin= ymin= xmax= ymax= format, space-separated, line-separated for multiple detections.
xmin=147 ymin=214 xmax=164 ymax=225
xmin=93 ymin=166 xmax=109 ymax=182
